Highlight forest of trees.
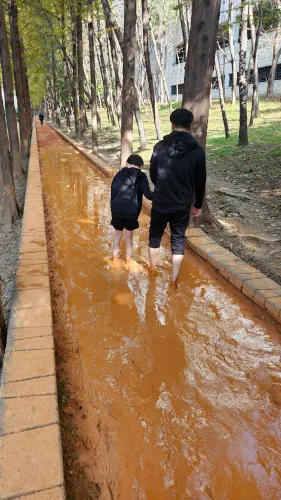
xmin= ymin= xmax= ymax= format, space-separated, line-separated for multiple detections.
xmin=1 ymin=0 xmax=281 ymax=356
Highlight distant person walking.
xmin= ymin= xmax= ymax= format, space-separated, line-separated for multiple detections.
xmin=149 ymin=108 xmax=206 ymax=285
xmin=39 ymin=113 xmax=44 ymax=125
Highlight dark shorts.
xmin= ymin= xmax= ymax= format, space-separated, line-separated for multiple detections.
xmin=111 ymin=217 xmax=139 ymax=231
xmin=149 ymin=208 xmax=191 ymax=255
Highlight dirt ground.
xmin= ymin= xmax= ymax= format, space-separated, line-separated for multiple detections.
xmin=56 ymin=100 xmax=281 ymax=286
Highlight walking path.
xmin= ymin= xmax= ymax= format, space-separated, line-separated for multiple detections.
xmin=38 ymin=124 xmax=281 ymax=499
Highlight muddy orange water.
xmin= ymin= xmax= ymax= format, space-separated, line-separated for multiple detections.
xmin=38 ymin=124 xmax=281 ymax=500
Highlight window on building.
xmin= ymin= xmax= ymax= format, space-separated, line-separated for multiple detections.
xmin=171 ymin=84 xmax=184 ymax=95
xmin=212 ymin=75 xmax=225 ymax=89
xmin=217 ymin=23 xmax=229 ymax=48
xmin=175 ymin=43 xmax=185 ymax=65
xmin=229 ymin=64 xmax=281 ymax=87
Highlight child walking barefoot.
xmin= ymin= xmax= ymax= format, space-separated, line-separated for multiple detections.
xmin=110 ymin=155 xmax=153 ymax=265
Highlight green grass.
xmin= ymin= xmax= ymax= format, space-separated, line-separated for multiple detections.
xmin=91 ymin=98 xmax=281 ymax=174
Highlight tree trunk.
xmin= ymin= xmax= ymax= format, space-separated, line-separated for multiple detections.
xmin=215 ymin=53 xmax=230 ymax=138
xmin=97 ymin=20 xmax=116 ymax=127
xmin=19 ymin=36 xmax=32 ymax=140
xmin=87 ymin=0 xmax=98 ymax=155
xmin=0 ymin=0 xmax=23 ymax=196
xmin=52 ymin=52 xmax=61 ymax=128
xmin=178 ymin=0 xmax=188 ymax=56
xmin=100 ymin=0 xmax=123 ymax=50
xmin=70 ymin=1 xmax=79 ymax=135
xmin=238 ymin=1 xmax=249 ymax=146
xmin=61 ymin=1 xmax=71 ymax=132
xmin=105 ymin=17 xmax=122 ymax=128
xmin=267 ymin=21 xmax=281 ymax=98
xmin=249 ymin=4 xmax=263 ymax=126
xmin=76 ymin=0 xmax=86 ymax=137
xmin=134 ymin=85 xmax=147 ymax=150
xmin=228 ymin=0 xmax=237 ymax=105
xmin=150 ymin=20 xmax=172 ymax=113
xmin=182 ymin=0 xmax=221 ymax=225
xmin=142 ymin=0 xmax=162 ymax=140
xmin=120 ymin=0 xmax=137 ymax=168
xmin=0 ymin=281 xmax=7 ymax=363
xmin=0 ymin=83 xmax=19 ymax=228
xmin=9 ymin=0 xmax=29 ymax=161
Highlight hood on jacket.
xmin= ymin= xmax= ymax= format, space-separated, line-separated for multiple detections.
xmin=118 ymin=167 xmax=140 ymax=187
xmin=163 ymin=131 xmax=198 ymax=158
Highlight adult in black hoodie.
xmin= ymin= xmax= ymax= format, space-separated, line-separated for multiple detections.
xmin=111 ymin=154 xmax=153 ymax=263
xmin=149 ymin=108 xmax=206 ymax=283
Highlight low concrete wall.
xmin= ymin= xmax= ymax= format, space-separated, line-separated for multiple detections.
xmin=0 ymin=125 xmax=65 ymax=499
xmin=51 ymin=125 xmax=281 ymax=325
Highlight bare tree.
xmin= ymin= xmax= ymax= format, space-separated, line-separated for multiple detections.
xmin=249 ymin=3 xmax=263 ymax=126
xmin=120 ymin=0 xmax=137 ymax=168
xmin=0 ymin=0 xmax=23 ymax=202
xmin=77 ymin=0 xmax=86 ymax=137
xmin=150 ymin=20 xmax=172 ymax=113
xmin=100 ymin=0 xmax=123 ymax=49
xmin=9 ymin=0 xmax=29 ymax=161
xmin=0 ymin=83 xmax=19 ymax=228
xmin=70 ymin=0 xmax=79 ymax=135
xmin=142 ymin=0 xmax=162 ymax=140
xmin=228 ymin=0 xmax=237 ymax=105
xmin=178 ymin=0 xmax=188 ymax=55
xmin=182 ymin=0 xmax=221 ymax=224
xmin=87 ymin=0 xmax=98 ymax=154
xmin=61 ymin=0 xmax=71 ymax=132
xmin=267 ymin=17 xmax=281 ymax=97
xmin=239 ymin=0 xmax=249 ymax=145
xmin=215 ymin=53 xmax=230 ymax=138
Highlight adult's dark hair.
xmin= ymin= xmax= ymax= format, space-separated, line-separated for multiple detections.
xmin=170 ymin=108 xmax=193 ymax=130
xmin=127 ymin=154 xmax=144 ymax=168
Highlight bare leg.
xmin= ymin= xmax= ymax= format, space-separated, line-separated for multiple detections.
xmin=112 ymin=230 xmax=123 ymax=259
xmin=149 ymin=247 xmax=160 ymax=270
xmin=125 ymin=230 xmax=133 ymax=262
xmin=172 ymin=254 xmax=184 ymax=284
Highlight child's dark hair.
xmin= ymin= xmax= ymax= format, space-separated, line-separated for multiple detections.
xmin=127 ymin=154 xmax=144 ymax=168
xmin=170 ymin=108 xmax=193 ymax=130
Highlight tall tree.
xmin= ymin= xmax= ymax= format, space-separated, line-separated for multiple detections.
xmin=182 ymin=0 xmax=221 ymax=147
xmin=215 ymin=53 xmax=230 ymax=138
xmin=0 ymin=83 xmax=19 ymax=228
xmin=120 ymin=0 xmax=137 ymax=168
xmin=249 ymin=3 xmax=263 ymax=126
xmin=105 ymin=17 xmax=122 ymax=128
xmin=96 ymin=21 xmax=116 ymax=127
xmin=182 ymin=0 xmax=221 ymax=224
xmin=267 ymin=16 xmax=281 ymax=97
xmin=239 ymin=0 xmax=249 ymax=145
xmin=182 ymin=0 xmax=221 ymax=222
xmin=0 ymin=0 xmax=23 ymax=200
xmin=228 ymin=0 xmax=237 ymax=105
xmin=149 ymin=20 xmax=172 ymax=113
xmin=9 ymin=0 xmax=29 ymax=161
xmin=87 ymin=0 xmax=98 ymax=154
xmin=142 ymin=0 xmax=162 ymax=140
xmin=100 ymin=0 xmax=123 ymax=49
xmin=70 ymin=0 xmax=79 ymax=135
xmin=61 ymin=0 xmax=71 ymax=132
xmin=178 ymin=0 xmax=188 ymax=56
xmin=77 ymin=0 xmax=86 ymax=137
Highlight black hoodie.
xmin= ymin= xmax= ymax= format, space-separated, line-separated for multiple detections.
xmin=111 ymin=167 xmax=153 ymax=219
xmin=149 ymin=131 xmax=206 ymax=212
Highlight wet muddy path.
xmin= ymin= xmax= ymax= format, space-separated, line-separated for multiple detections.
xmin=37 ymin=124 xmax=281 ymax=500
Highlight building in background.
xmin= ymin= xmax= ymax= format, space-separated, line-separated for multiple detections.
xmin=163 ymin=0 xmax=281 ymax=101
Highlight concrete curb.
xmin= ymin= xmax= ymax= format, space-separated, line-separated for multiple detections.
xmin=50 ymin=125 xmax=281 ymax=325
xmin=0 ymin=125 xmax=65 ymax=499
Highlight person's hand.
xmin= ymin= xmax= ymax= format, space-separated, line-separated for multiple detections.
xmin=192 ymin=207 xmax=201 ymax=217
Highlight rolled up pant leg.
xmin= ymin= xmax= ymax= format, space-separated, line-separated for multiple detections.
xmin=170 ymin=210 xmax=191 ymax=255
xmin=149 ymin=209 xmax=169 ymax=249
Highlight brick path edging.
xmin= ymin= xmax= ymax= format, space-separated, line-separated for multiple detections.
xmin=51 ymin=125 xmax=281 ymax=325
xmin=0 ymin=124 xmax=65 ymax=499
